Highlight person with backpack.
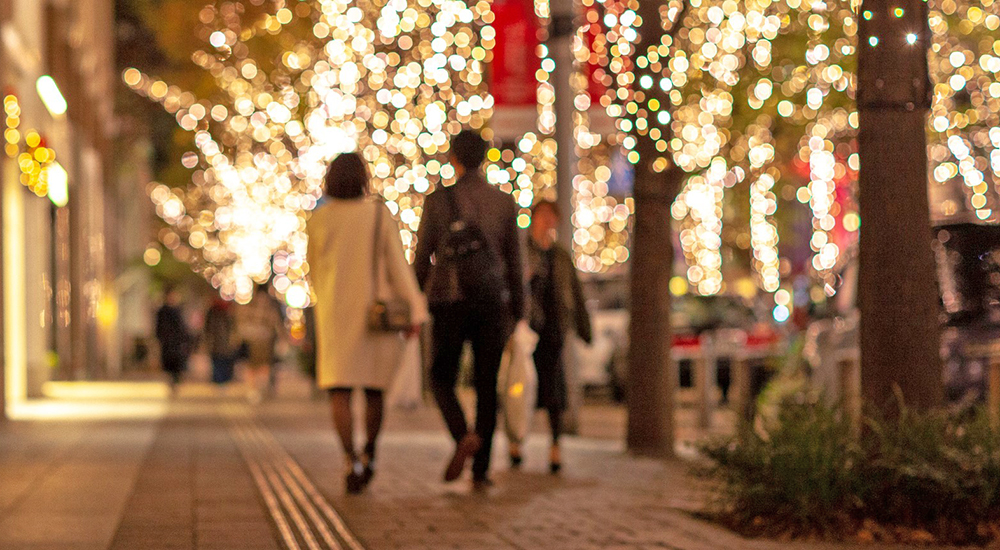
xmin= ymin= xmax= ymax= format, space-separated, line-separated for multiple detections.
xmin=414 ymin=130 xmax=525 ymax=489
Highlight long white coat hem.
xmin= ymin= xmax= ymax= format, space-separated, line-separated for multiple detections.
xmin=306 ymin=198 xmax=429 ymax=390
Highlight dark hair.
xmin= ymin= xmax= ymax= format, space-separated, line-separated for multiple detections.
xmin=531 ymin=200 xmax=560 ymax=219
xmin=325 ymin=152 xmax=369 ymax=199
xmin=450 ymin=130 xmax=488 ymax=171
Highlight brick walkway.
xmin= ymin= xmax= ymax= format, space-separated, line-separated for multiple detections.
xmin=0 ymin=381 xmax=936 ymax=550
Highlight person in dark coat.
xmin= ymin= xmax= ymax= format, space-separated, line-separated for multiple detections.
xmin=155 ymin=286 xmax=191 ymax=391
xmin=204 ymin=298 xmax=238 ymax=385
xmin=510 ymin=200 xmax=592 ymax=473
xmin=414 ymin=130 xmax=525 ymax=489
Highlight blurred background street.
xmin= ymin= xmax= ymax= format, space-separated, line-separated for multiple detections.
xmin=2 ymin=0 xmax=1000 ymax=547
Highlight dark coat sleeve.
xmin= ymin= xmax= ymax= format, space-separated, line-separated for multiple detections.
xmin=155 ymin=308 xmax=169 ymax=343
xmin=504 ymin=199 xmax=525 ymax=320
xmin=569 ymin=259 xmax=593 ymax=344
xmin=414 ymin=192 xmax=442 ymax=290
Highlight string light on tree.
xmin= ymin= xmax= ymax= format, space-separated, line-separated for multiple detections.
xmin=128 ymin=0 xmax=496 ymax=304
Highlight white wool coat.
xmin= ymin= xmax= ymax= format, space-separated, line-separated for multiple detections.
xmin=306 ymin=199 xmax=429 ymax=389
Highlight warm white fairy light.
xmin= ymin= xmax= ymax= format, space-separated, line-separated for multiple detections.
xmin=592 ymin=0 xmax=859 ymax=294
xmin=746 ymin=126 xmax=781 ymax=292
xmin=130 ymin=0 xmax=1000 ymax=302
xmin=927 ymin=3 xmax=1000 ymax=225
xmin=129 ymin=0 xmax=495 ymax=304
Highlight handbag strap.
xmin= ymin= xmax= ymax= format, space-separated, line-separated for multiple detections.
xmin=371 ymin=202 xmax=384 ymax=298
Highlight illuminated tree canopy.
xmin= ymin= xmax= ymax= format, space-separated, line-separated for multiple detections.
xmin=586 ymin=0 xmax=999 ymax=299
xmin=128 ymin=0 xmax=1000 ymax=306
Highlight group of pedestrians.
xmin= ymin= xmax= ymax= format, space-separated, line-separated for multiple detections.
xmin=155 ymin=284 xmax=283 ymax=402
xmin=306 ymin=130 xmax=591 ymax=493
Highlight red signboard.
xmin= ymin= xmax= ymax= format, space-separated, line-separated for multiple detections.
xmin=582 ymin=9 xmax=607 ymax=104
xmin=489 ymin=0 xmax=540 ymax=107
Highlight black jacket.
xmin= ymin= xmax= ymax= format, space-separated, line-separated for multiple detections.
xmin=528 ymin=241 xmax=593 ymax=344
xmin=414 ymin=172 xmax=525 ymax=319
xmin=155 ymin=305 xmax=191 ymax=357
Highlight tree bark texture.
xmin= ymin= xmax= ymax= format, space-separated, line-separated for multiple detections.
xmin=857 ymin=0 xmax=942 ymax=411
xmin=625 ymin=0 xmax=688 ymax=457
xmin=628 ymin=165 xmax=682 ymax=457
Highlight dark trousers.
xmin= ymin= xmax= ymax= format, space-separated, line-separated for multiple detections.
xmin=533 ymin=329 xmax=565 ymax=444
xmin=211 ymin=353 xmax=236 ymax=385
xmin=161 ymin=352 xmax=187 ymax=385
xmin=429 ymin=304 xmax=510 ymax=480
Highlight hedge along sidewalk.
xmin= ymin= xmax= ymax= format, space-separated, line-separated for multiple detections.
xmin=702 ymin=399 xmax=1000 ymax=547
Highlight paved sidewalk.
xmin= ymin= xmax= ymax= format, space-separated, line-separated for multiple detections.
xmin=0 ymin=382 xmax=953 ymax=550
xmin=0 ymin=417 xmax=157 ymax=549
xmin=260 ymin=398 xmax=924 ymax=550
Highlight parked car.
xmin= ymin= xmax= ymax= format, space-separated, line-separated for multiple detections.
xmin=573 ymin=275 xmax=785 ymax=401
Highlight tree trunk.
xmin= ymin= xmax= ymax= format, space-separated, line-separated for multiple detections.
xmin=625 ymin=0 xmax=688 ymax=457
xmin=627 ymin=164 xmax=682 ymax=457
xmin=857 ymin=0 xmax=942 ymax=412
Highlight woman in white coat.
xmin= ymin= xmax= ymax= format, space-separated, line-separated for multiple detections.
xmin=306 ymin=152 xmax=429 ymax=493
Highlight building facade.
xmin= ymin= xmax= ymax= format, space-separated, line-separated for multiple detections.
xmin=1 ymin=0 xmax=121 ymax=417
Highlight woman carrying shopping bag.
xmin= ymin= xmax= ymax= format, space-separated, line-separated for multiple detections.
xmin=306 ymin=152 xmax=429 ymax=493
xmin=509 ymin=200 xmax=592 ymax=473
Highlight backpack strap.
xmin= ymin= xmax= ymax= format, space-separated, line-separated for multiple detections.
xmin=442 ymin=174 xmax=482 ymax=227
xmin=442 ymin=184 xmax=464 ymax=227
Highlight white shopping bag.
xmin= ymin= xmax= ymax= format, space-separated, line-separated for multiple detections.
xmin=498 ymin=321 xmax=539 ymax=444
xmin=388 ymin=338 xmax=423 ymax=410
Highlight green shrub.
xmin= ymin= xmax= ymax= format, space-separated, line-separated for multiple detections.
xmin=701 ymin=399 xmax=861 ymax=538
xmin=701 ymin=399 xmax=1000 ymax=544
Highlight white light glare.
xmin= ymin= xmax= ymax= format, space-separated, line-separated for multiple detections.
xmin=36 ymin=76 xmax=68 ymax=116
xmin=46 ymin=162 xmax=69 ymax=207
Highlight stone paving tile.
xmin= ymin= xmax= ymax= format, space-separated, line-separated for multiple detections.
xmin=0 ymin=386 xmax=972 ymax=550
xmin=0 ymin=420 xmax=156 ymax=549
xmin=261 ymin=398 xmax=943 ymax=550
xmin=0 ymin=512 xmax=123 ymax=544
xmin=107 ymin=401 xmax=282 ymax=550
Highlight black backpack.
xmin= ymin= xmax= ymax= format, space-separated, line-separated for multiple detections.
xmin=438 ymin=187 xmax=507 ymax=306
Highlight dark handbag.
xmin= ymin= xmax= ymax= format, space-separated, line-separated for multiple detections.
xmin=438 ymin=187 xmax=507 ymax=305
xmin=367 ymin=204 xmax=412 ymax=332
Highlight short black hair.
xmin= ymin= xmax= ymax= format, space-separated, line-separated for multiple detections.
xmin=325 ymin=152 xmax=369 ymax=199
xmin=450 ymin=130 xmax=488 ymax=171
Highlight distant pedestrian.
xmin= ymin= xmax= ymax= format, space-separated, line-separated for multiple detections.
xmin=306 ymin=152 xmax=429 ymax=494
xmin=155 ymin=285 xmax=192 ymax=392
xmin=414 ymin=130 xmax=525 ymax=489
xmin=509 ymin=200 xmax=592 ymax=473
xmin=238 ymin=285 xmax=282 ymax=404
xmin=204 ymin=298 xmax=239 ymax=385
